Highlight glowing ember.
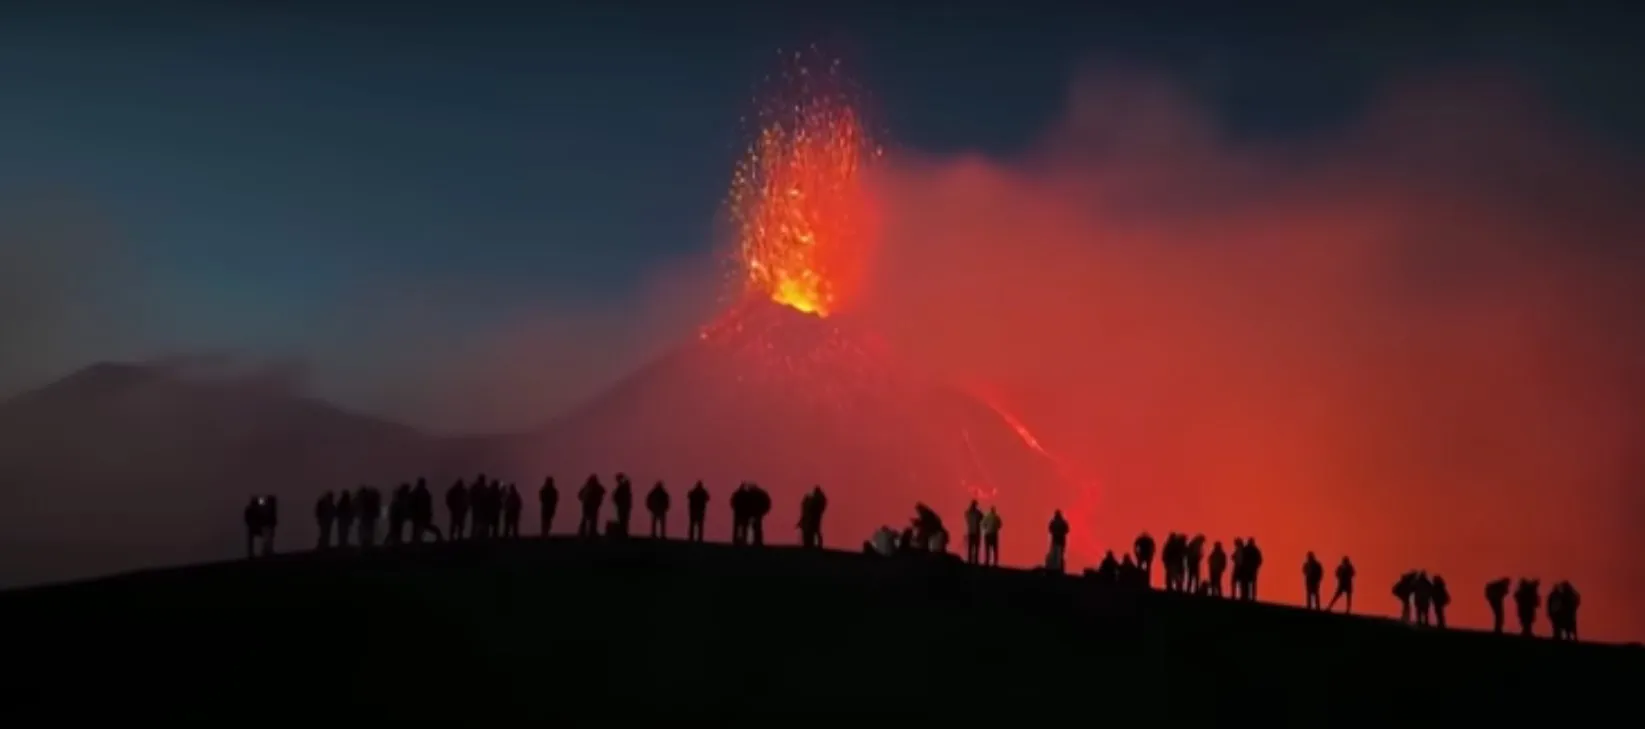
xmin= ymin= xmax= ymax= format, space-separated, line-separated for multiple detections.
xmin=727 ymin=55 xmax=879 ymax=318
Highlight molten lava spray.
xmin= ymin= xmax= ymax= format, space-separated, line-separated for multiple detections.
xmin=727 ymin=54 xmax=879 ymax=318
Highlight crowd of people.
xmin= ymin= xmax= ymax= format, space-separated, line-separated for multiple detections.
xmin=239 ymin=473 xmax=1585 ymax=642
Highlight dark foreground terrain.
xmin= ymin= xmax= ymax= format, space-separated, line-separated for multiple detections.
xmin=2 ymin=539 xmax=1639 ymax=722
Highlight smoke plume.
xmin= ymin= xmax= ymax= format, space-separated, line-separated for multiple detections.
xmin=852 ymin=66 xmax=1645 ymax=641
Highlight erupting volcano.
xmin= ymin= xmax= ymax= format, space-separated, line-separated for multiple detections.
xmin=520 ymin=52 xmax=1099 ymax=562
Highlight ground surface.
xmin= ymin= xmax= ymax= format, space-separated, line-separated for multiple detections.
xmin=2 ymin=537 xmax=1638 ymax=722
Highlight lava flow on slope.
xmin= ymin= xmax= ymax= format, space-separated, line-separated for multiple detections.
xmin=522 ymin=52 xmax=1100 ymax=563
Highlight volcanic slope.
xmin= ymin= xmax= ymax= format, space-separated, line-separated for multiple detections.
xmin=509 ymin=299 xmax=1070 ymax=551
xmin=2 ymin=539 xmax=1640 ymax=720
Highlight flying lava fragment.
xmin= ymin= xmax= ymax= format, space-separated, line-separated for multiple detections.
xmin=727 ymin=53 xmax=879 ymax=318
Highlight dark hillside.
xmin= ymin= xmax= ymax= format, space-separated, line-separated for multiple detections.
xmin=1 ymin=539 xmax=1639 ymax=721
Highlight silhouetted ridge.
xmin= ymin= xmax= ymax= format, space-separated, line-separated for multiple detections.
xmin=0 ymin=540 xmax=1638 ymax=720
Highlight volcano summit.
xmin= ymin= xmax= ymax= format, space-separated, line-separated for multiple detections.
xmin=505 ymin=60 xmax=1096 ymax=559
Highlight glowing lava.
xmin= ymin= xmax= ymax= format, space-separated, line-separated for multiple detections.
xmin=727 ymin=56 xmax=879 ymax=318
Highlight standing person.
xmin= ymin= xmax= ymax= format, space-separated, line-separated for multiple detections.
xmin=963 ymin=501 xmax=984 ymax=565
xmin=1327 ymin=556 xmax=1356 ymax=613
xmin=686 ymin=481 xmax=709 ymax=542
xmin=981 ymin=506 xmax=1003 ymax=566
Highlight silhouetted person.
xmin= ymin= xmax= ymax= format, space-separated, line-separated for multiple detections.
xmin=1328 ymin=556 xmax=1355 ymax=613
xmin=797 ymin=486 xmax=827 ymax=548
xmin=647 ymin=481 xmax=670 ymax=538
xmin=1431 ymin=575 xmax=1450 ymax=629
xmin=748 ymin=483 xmax=771 ymax=546
xmin=1134 ymin=532 xmax=1156 ymax=587
xmin=355 ymin=486 xmax=381 ymax=547
xmin=1412 ymin=571 xmax=1433 ymax=626
xmin=1185 ymin=534 xmax=1205 ymax=593
xmin=244 ymin=496 xmax=265 ymax=559
xmin=502 ymin=485 xmax=522 ymax=538
xmin=577 ymin=475 xmax=605 ymax=538
xmin=963 ymin=501 xmax=984 ymax=564
xmin=1561 ymin=581 xmax=1580 ymax=641
xmin=260 ymin=496 xmax=279 ymax=555
xmin=1550 ymin=581 xmax=1580 ymax=641
xmin=1162 ymin=533 xmax=1184 ymax=591
xmin=1046 ymin=510 xmax=1069 ymax=572
xmin=411 ymin=479 xmax=440 ymax=543
xmin=1485 ymin=577 xmax=1511 ymax=634
xmin=730 ymin=483 xmax=750 ymax=545
xmin=1229 ymin=538 xmax=1246 ymax=599
xmin=981 ymin=506 xmax=1002 ymax=566
xmin=446 ymin=480 xmax=469 ymax=540
xmin=1242 ymin=538 xmax=1263 ymax=601
xmin=315 ymin=491 xmax=336 ymax=549
xmin=538 ymin=477 xmax=558 ymax=537
xmin=1514 ymin=578 xmax=1541 ymax=637
xmin=686 ymin=481 xmax=708 ymax=542
xmin=335 ymin=490 xmax=355 ymax=547
xmin=1302 ymin=552 xmax=1324 ymax=609
xmin=611 ymin=474 xmax=633 ymax=537
xmin=1394 ymin=571 xmax=1417 ymax=622
xmin=467 ymin=477 xmax=483 ymax=539
xmin=477 ymin=480 xmax=501 ymax=538
xmin=1207 ymin=541 xmax=1227 ymax=597
xmin=809 ymin=486 xmax=827 ymax=547
xmin=912 ymin=503 xmax=946 ymax=551
xmin=387 ymin=484 xmax=410 ymax=545
xmin=1094 ymin=550 xmax=1119 ymax=584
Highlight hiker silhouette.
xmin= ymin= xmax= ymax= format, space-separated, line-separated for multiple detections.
xmin=1413 ymin=571 xmax=1433 ymax=626
xmin=646 ymin=481 xmax=670 ymax=538
xmin=1302 ymin=552 xmax=1324 ymax=609
xmin=1162 ymin=533 xmax=1185 ymax=591
xmin=797 ymin=486 xmax=827 ymax=548
xmin=1484 ymin=577 xmax=1511 ymax=634
xmin=577 ymin=475 xmax=605 ymax=538
xmin=387 ymin=484 xmax=409 ymax=545
xmin=1513 ymin=578 xmax=1541 ymax=636
xmin=243 ymin=496 xmax=265 ymax=558
xmin=357 ymin=486 xmax=382 ymax=547
xmin=611 ymin=474 xmax=634 ymax=537
xmin=963 ymin=501 xmax=984 ymax=564
xmin=502 ymin=485 xmax=522 ymax=538
xmin=1207 ymin=541 xmax=1227 ymax=597
xmin=747 ymin=483 xmax=771 ymax=545
xmin=1185 ymin=534 xmax=1205 ymax=593
xmin=1431 ymin=575 xmax=1451 ymax=629
xmin=730 ymin=483 xmax=750 ymax=545
xmin=411 ymin=479 xmax=441 ymax=543
xmin=1134 ymin=532 xmax=1156 ymax=586
xmin=334 ymin=490 xmax=355 ymax=547
xmin=981 ymin=506 xmax=1002 ymax=565
xmin=1548 ymin=581 xmax=1581 ymax=641
xmin=1046 ymin=510 xmax=1069 ymax=572
xmin=686 ymin=481 xmax=709 ymax=542
xmin=1241 ymin=538 xmax=1264 ymax=601
xmin=314 ymin=491 xmax=336 ymax=549
xmin=1327 ymin=556 xmax=1355 ymax=613
xmin=446 ymin=479 xmax=469 ymax=540
xmin=538 ymin=477 xmax=558 ymax=537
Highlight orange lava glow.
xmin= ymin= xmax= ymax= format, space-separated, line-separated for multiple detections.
xmin=728 ymin=60 xmax=879 ymax=317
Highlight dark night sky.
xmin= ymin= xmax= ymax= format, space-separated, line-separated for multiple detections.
xmin=1 ymin=2 xmax=1639 ymax=430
